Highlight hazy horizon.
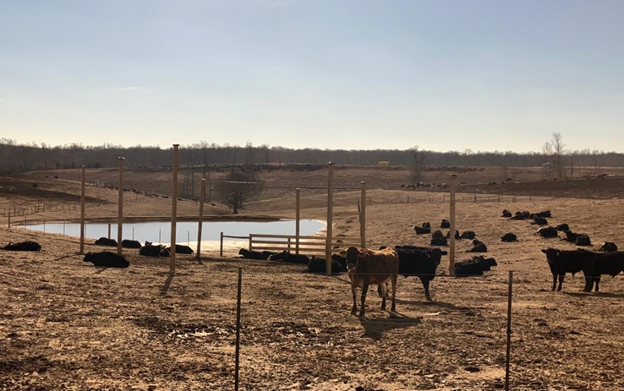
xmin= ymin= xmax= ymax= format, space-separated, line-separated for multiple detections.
xmin=1 ymin=1 xmax=623 ymax=152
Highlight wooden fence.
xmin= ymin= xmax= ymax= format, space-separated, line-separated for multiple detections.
xmin=220 ymin=232 xmax=361 ymax=256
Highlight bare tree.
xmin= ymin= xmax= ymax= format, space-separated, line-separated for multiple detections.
xmin=215 ymin=171 xmax=264 ymax=214
xmin=543 ymin=132 xmax=566 ymax=179
xmin=409 ymin=146 xmax=427 ymax=184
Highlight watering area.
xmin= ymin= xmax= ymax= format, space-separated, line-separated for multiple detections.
xmin=23 ymin=219 xmax=326 ymax=254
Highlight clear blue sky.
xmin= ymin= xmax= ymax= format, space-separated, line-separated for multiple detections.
xmin=1 ymin=0 xmax=623 ymax=152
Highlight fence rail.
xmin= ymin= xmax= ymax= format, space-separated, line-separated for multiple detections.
xmin=220 ymin=232 xmax=362 ymax=257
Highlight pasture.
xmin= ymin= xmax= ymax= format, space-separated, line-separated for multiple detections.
xmin=1 ymin=170 xmax=624 ymax=390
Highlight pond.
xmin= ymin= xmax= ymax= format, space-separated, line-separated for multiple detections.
xmin=24 ymin=219 xmax=326 ymax=250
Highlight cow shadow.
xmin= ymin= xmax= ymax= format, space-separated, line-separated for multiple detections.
xmin=394 ymin=298 xmax=472 ymax=312
xmin=160 ymin=273 xmax=174 ymax=296
xmin=564 ymin=291 xmax=624 ymax=299
xmin=359 ymin=312 xmax=421 ymax=340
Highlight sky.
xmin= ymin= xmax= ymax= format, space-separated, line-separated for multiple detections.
xmin=1 ymin=0 xmax=623 ymax=152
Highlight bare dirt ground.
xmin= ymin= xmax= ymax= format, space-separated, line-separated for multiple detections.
xmin=1 ymin=170 xmax=624 ymax=390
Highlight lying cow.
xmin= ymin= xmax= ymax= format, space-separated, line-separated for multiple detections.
xmin=446 ymin=230 xmax=460 ymax=239
xmin=599 ymin=242 xmax=618 ymax=252
xmin=460 ymin=231 xmax=476 ymax=240
xmin=501 ymin=233 xmax=517 ymax=242
xmin=575 ymin=234 xmax=591 ymax=246
xmin=305 ymin=256 xmax=346 ymax=274
xmin=2 ymin=241 xmax=41 ymax=251
xmin=454 ymin=256 xmax=497 ymax=277
xmin=268 ymin=251 xmax=309 ymax=264
xmin=122 ymin=239 xmax=142 ymax=249
xmin=555 ymin=223 xmax=570 ymax=232
xmin=501 ymin=210 xmax=512 ymax=218
xmin=467 ymin=240 xmax=487 ymax=253
xmin=346 ymin=247 xmax=399 ymax=319
xmin=542 ymin=248 xmax=595 ymax=291
xmin=440 ymin=219 xmax=451 ymax=228
xmin=537 ymin=227 xmax=558 ymax=238
xmin=422 ymin=222 xmax=431 ymax=229
xmin=583 ymin=251 xmax=624 ymax=292
xmin=393 ymin=245 xmax=446 ymax=301
xmin=431 ymin=237 xmax=448 ymax=246
xmin=83 ymin=251 xmax=129 ymax=268
xmin=238 ymin=248 xmax=276 ymax=260
xmin=511 ymin=211 xmax=530 ymax=220
xmin=167 ymin=244 xmax=194 ymax=254
xmin=95 ymin=237 xmax=117 ymax=247
xmin=531 ymin=217 xmax=548 ymax=226
xmin=414 ymin=226 xmax=431 ymax=235
xmin=139 ymin=243 xmax=170 ymax=257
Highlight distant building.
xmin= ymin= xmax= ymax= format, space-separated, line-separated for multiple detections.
xmin=378 ymin=161 xmax=390 ymax=166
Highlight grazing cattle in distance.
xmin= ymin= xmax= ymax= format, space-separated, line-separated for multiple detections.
xmin=393 ymin=245 xmax=447 ymax=301
xmin=167 ymin=244 xmax=194 ymax=254
xmin=501 ymin=233 xmax=517 ymax=242
xmin=268 ymin=251 xmax=310 ymax=264
xmin=346 ymin=247 xmax=399 ymax=319
xmin=541 ymin=248 xmax=595 ymax=291
xmin=460 ymin=231 xmax=476 ymax=240
xmin=140 ymin=244 xmax=170 ymax=257
xmin=3 ymin=241 xmax=41 ymax=251
xmin=583 ymin=251 xmax=624 ymax=292
xmin=575 ymin=234 xmax=591 ymax=246
xmin=556 ymin=224 xmax=570 ymax=232
xmin=467 ymin=240 xmax=487 ymax=253
xmin=440 ymin=219 xmax=451 ymax=228
xmin=599 ymin=242 xmax=618 ymax=252
xmin=532 ymin=217 xmax=548 ymax=226
xmin=95 ymin=237 xmax=117 ymax=247
xmin=238 ymin=248 xmax=276 ymax=260
xmin=414 ymin=226 xmax=431 ymax=235
xmin=502 ymin=210 xmax=512 ymax=218
xmin=122 ymin=240 xmax=142 ymax=249
xmin=537 ymin=227 xmax=558 ymax=238
xmin=84 ymin=252 xmax=129 ymax=268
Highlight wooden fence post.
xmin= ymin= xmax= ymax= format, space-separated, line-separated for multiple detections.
xmin=360 ymin=181 xmax=366 ymax=248
xmin=234 ymin=266 xmax=243 ymax=391
xmin=117 ymin=157 xmax=125 ymax=255
xmin=449 ymin=174 xmax=457 ymax=276
xmin=170 ymin=144 xmax=179 ymax=274
xmin=220 ymin=232 xmax=224 ymax=257
xmin=197 ymin=178 xmax=206 ymax=260
xmin=505 ymin=270 xmax=513 ymax=391
xmin=326 ymin=162 xmax=335 ymax=274
xmin=295 ymin=188 xmax=300 ymax=255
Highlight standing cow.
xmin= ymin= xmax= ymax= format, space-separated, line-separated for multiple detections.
xmin=346 ymin=247 xmax=399 ymax=319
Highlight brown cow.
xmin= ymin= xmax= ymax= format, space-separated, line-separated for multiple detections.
xmin=346 ymin=247 xmax=399 ymax=319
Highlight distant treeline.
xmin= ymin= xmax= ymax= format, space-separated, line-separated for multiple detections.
xmin=1 ymin=139 xmax=623 ymax=173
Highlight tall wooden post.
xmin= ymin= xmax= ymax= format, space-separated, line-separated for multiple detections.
xmin=325 ymin=162 xmax=335 ymax=274
xmin=117 ymin=157 xmax=125 ymax=255
xmin=360 ymin=181 xmax=366 ymax=248
xmin=170 ymin=144 xmax=179 ymax=274
xmin=449 ymin=174 xmax=457 ymax=276
xmin=79 ymin=165 xmax=86 ymax=254
xmin=197 ymin=178 xmax=206 ymax=260
xmin=295 ymin=188 xmax=300 ymax=255
xmin=505 ymin=270 xmax=513 ymax=391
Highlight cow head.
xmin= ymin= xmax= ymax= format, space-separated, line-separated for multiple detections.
xmin=541 ymin=248 xmax=560 ymax=259
xmin=83 ymin=252 xmax=93 ymax=262
xmin=345 ymin=247 xmax=365 ymax=270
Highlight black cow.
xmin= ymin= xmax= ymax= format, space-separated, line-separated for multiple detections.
xmin=460 ymin=231 xmax=476 ymax=240
xmin=467 ymin=240 xmax=487 ymax=253
xmin=422 ymin=222 xmax=431 ymax=229
xmin=575 ymin=234 xmax=591 ymax=246
xmin=537 ymin=227 xmax=558 ymax=238
xmin=599 ymin=242 xmax=618 ymax=252
xmin=95 ymin=237 xmax=117 ymax=247
xmin=238 ymin=248 xmax=276 ymax=260
xmin=304 ymin=256 xmax=346 ymax=274
xmin=532 ymin=217 xmax=548 ymax=226
xmin=83 ymin=251 xmax=129 ymax=268
xmin=167 ymin=244 xmax=194 ymax=254
xmin=455 ymin=255 xmax=497 ymax=276
xmin=555 ymin=224 xmax=570 ymax=232
xmin=511 ymin=211 xmax=530 ymax=220
xmin=501 ymin=233 xmax=517 ymax=242
xmin=446 ymin=230 xmax=460 ymax=239
xmin=414 ymin=226 xmax=431 ymax=235
xmin=432 ymin=230 xmax=444 ymax=239
xmin=440 ymin=219 xmax=450 ymax=228
xmin=140 ymin=244 xmax=170 ymax=257
xmin=563 ymin=231 xmax=578 ymax=242
xmin=537 ymin=211 xmax=552 ymax=218
xmin=431 ymin=237 xmax=448 ymax=246
xmin=501 ymin=210 xmax=512 ymax=218
xmin=2 ymin=241 xmax=41 ymax=251
xmin=122 ymin=240 xmax=142 ymax=249
xmin=267 ymin=251 xmax=310 ymax=264
xmin=541 ymin=248 xmax=595 ymax=291
xmin=393 ymin=245 xmax=447 ymax=301
xmin=583 ymin=251 xmax=624 ymax=292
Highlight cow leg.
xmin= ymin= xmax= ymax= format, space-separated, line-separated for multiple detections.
xmin=351 ymin=285 xmax=358 ymax=316
xmin=557 ymin=274 xmax=564 ymax=291
xmin=583 ymin=277 xmax=593 ymax=293
xmin=380 ymin=283 xmax=387 ymax=310
xmin=595 ymin=276 xmax=601 ymax=292
xmin=390 ymin=273 xmax=397 ymax=312
xmin=421 ymin=278 xmax=432 ymax=301
xmin=360 ymin=282 xmax=369 ymax=320
xmin=551 ymin=274 xmax=557 ymax=291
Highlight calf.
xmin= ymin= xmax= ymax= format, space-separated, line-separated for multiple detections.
xmin=83 ymin=251 xmax=129 ymax=268
xmin=238 ymin=248 xmax=276 ymax=260
xmin=95 ymin=237 xmax=117 ymax=247
xmin=393 ymin=245 xmax=446 ymax=301
xmin=583 ymin=251 xmax=624 ymax=292
xmin=460 ymin=231 xmax=476 ymax=240
xmin=501 ymin=233 xmax=517 ymax=242
xmin=467 ymin=240 xmax=487 ymax=253
xmin=2 ymin=241 xmax=41 ymax=251
xmin=140 ymin=244 xmax=170 ymax=257
xmin=599 ymin=242 xmax=618 ymax=252
xmin=541 ymin=248 xmax=595 ymax=291
xmin=268 ymin=251 xmax=310 ymax=264
xmin=537 ymin=227 xmax=558 ymax=238
xmin=346 ymin=247 xmax=399 ymax=319
xmin=122 ymin=239 xmax=142 ymax=249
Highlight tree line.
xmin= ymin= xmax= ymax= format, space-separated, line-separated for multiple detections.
xmin=1 ymin=138 xmax=623 ymax=173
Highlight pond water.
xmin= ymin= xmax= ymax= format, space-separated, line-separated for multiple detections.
xmin=24 ymin=219 xmax=326 ymax=247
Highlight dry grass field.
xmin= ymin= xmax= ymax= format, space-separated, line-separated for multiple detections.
xmin=1 ymin=168 xmax=624 ymax=390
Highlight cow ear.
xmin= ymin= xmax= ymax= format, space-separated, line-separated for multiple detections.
xmin=357 ymin=250 xmax=367 ymax=258
xmin=541 ymin=249 xmax=547 ymax=253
